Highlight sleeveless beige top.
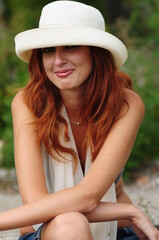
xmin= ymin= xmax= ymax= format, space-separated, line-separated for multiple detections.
xmin=34 ymin=106 xmax=117 ymax=239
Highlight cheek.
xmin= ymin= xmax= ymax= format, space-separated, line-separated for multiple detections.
xmin=42 ymin=55 xmax=53 ymax=73
xmin=42 ymin=57 xmax=54 ymax=82
xmin=79 ymin=61 xmax=92 ymax=84
xmin=83 ymin=55 xmax=93 ymax=79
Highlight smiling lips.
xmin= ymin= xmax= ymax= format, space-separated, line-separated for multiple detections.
xmin=55 ymin=69 xmax=74 ymax=78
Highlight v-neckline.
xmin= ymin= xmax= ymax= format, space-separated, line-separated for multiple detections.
xmin=61 ymin=106 xmax=92 ymax=179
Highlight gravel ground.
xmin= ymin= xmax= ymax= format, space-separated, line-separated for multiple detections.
xmin=125 ymin=172 xmax=159 ymax=227
xmin=0 ymin=165 xmax=159 ymax=239
xmin=0 ymin=229 xmax=20 ymax=240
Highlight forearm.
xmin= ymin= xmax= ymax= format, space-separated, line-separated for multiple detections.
xmin=85 ymin=202 xmax=159 ymax=239
xmin=0 ymin=185 xmax=91 ymax=231
xmin=0 ymin=190 xmax=134 ymax=231
xmin=0 ymin=199 xmax=134 ymax=231
xmin=83 ymin=185 xmax=134 ymax=224
xmin=117 ymin=189 xmax=132 ymax=227
xmin=85 ymin=201 xmax=135 ymax=223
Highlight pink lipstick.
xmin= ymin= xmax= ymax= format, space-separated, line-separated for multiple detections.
xmin=55 ymin=69 xmax=74 ymax=78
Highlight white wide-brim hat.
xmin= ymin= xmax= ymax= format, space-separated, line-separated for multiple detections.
xmin=15 ymin=1 xmax=128 ymax=68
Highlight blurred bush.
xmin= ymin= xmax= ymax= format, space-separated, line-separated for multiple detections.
xmin=113 ymin=0 xmax=159 ymax=178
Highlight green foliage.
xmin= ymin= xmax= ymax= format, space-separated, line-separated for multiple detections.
xmin=122 ymin=44 xmax=159 ymax=177
xmin=0 ymin=86 xmax=14 ymax=168
xmin=111 ymin=0 xmax=159 ymax=178
xmin=129 ymin=0 xmax=159 ymax=44
xmin=0 ymin=0 xmax=30 ymax=166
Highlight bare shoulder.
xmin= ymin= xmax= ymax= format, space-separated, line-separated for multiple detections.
xmin=11 ymin=90 xmax=35 ymax=124
xmin=11 ymin=90 xmax=25 ymax=110
xmin=124 ymin=88 xmax=145 ymax=110
xmin=123 ymin=88 xmax=145 ymax=120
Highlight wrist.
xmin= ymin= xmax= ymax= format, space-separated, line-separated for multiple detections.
xmin=128 ymin=204 xmax=142 ymax=224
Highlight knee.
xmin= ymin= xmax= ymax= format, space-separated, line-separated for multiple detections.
xmin=42 ymin=212 xmax=91 ymax=240
xmin=55 ymin=212 xmax=89 ymax=232
xmin=53 ymin=212 xmax=90 ymax=236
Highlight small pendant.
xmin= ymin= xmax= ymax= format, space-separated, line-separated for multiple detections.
xmin=70 ymin=120 xmax=80 ymax=125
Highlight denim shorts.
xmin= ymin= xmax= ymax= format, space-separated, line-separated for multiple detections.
xmin=19 ymin=225 xmax=138 ymax=240
xmin=18 ymin=225 xmax=43 ymax=240
xmin=117 ymin=226 xmax=139 ymax=240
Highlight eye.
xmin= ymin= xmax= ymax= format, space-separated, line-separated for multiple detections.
xmin=65 ymin=45 xmax=79 ymax=50
xmin=42 ymin=47 xmax=55 ymax=54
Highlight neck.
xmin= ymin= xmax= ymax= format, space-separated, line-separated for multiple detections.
xmin=61 ymin=89 xmax=83 ymax=109
xmin=60 ymin=89 xmax=84 ymax=122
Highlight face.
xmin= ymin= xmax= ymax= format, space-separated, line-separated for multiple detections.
xmin=42 ymin=46 xmax=93 ymax=91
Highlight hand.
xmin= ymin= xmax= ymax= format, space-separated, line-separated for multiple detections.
xmin=131 ymin=223 xmax=148 ymax=239
xmin=130 ymin=207 xmax=159 ymax=240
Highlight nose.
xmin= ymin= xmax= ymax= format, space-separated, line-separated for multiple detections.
xmin=54 ymin=47 xmax=67 ymax=66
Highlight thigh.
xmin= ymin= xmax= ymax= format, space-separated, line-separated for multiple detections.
xmin=117 ymin=227 xmax=139 ymax=240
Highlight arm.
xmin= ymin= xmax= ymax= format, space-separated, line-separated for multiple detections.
xmin=84 ymin=177 xmax=159 ymax=239
xmin=85 ymin=202 xmax=159 ymax=240
xmin=1 ymin=89 xmax=145 ymax=228
xmin=79 ymin=89 xmax=145 ymax=203
xmin=1 ymin=194 xmax=159 ymax=240
xmin=116 ymin=177 xmax=133 ymax=227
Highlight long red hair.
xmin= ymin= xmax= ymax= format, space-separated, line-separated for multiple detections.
xmin=23 ymin=46 xmax=132 ymax=165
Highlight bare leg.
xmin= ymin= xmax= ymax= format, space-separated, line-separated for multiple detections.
xmin=41 ymin=212 xmax=93 ymax=240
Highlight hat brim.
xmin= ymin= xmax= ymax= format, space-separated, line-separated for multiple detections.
xmin=15 ymin=26 xmax=128 ymax=68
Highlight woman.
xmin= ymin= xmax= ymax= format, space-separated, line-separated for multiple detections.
xmin=0 ymin=1 xmax=158 ymax=240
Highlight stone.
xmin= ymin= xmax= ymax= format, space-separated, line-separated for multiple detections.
xmin=135 ymin=176 xmax=150 ymax=185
